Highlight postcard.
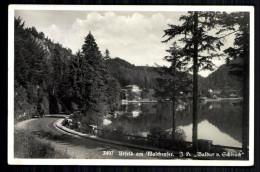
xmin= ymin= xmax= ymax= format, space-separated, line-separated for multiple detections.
xmin=8 ymin=5 xmax=254 ymax=166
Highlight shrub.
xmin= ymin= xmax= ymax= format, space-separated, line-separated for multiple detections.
xmin=98 ymin=126 xmax=113 ymax=139
xmin=165 ymin=127 xmax=186 ymax=141
xmin=61 ymin=119 xmax=69 ymax=126
xmin=147 ymin=127 xmax=167 ymax=147
xmin=110 ymin=126 xmax=126 ymax=141
xmin=79 ymin=117 xmax=93 ymax=133
xmin=175 ymin=128 xmax=186 ymax=141
xmin=14 ymin=129 xmax=69 ymax=158
xmin=98 ymin=126 xmax=126 ymax=142
xmin=147 ymin=127 xmax=187 ymax=149
xmin=14 ymin=84 xmax=37 ymax=123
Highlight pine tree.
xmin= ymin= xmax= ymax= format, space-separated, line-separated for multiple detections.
xmin=70 ymin=50 xmax=83 ymax=106
xmin=104 ymin=49 xmax=111 ymax=60
xmin=58 ymin=48 xmax=74 ymax=113
xmin=106 ymin=76 xmax=121 ymax=112
xmin=163 ymin=12 xmax=225 ymax=149
xmin=102 ymin=49 xmax=121 ymax=113
xmin=155 ymin=42 xmax=192 ymax=139
xmin=51 ymin=47 xmax=62 ymax=96
xmin=218 ymin=12 xmax=250 ymax=157
xmin=80 ymin=32 xmax=108 ymax=125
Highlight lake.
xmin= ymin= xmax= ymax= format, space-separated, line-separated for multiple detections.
xmin=108 ymin=101 xmax=244 ymax=147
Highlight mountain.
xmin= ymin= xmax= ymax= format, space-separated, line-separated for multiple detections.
xmin=105 ymin=57 xmax=160 ymax=89
xmin=199 ymin=63 xmax=243 ymax=92
xmin=105 ymin=57 xmax=242 ymax=95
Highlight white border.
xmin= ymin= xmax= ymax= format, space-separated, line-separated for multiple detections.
xmin=8 ymin=5 xmax=255 ymax=166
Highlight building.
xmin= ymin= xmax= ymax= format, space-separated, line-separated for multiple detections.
xmin=123 ymin=85 xmax=142 ymax=93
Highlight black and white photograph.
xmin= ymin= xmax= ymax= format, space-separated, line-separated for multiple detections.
xmin=8 ymin=5 xmax=254 ymax=166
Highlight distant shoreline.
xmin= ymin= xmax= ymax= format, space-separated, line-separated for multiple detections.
xmin=121 ymin=100 xmax=157 ymax=103
xmin=121 ymin=97 xmax=243 ymax=104
xmin=202 ymin=97 xmax=243 ymax=102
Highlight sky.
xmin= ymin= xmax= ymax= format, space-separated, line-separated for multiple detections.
xmin=15 ymin=10 xmax=235 ymax=77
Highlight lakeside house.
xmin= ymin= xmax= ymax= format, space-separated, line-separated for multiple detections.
xmin=121 ymin=85 xmax=158 ymax=102
xmin=122 ymin=85 xmax=142 ymax=93
xmin=121 ymin=85 xmax=142 ymax=101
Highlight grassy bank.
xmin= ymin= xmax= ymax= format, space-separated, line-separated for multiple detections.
xmin=14 ymin=129 xmax=69 ymax=158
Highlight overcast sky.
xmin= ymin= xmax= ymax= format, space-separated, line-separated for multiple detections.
xmin=15 ymin=10 xmax=234 ymax=77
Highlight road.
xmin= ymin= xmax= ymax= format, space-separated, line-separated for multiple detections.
xmin=15 ymin=116 xmax=167 ymax=159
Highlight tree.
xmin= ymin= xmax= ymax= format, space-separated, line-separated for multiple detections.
xmin=80 ymin=32 xmax=108 ymax=125
xmin=58 ymin=49 xmax=74 ymax=113
xmin=155 ymin=42 xmax=192 ymax=139
xmin=104 ymin=49 xmax=111 ymax=60
xmin=51 ymin=47 xmax=62 ymax=96
xmin=70 ymin=50 xmax=83 ymax=105
xmin=163 ymin=12 xmax=225 ymax=149
xmin=15 ymin=17 xmax=49 ymax=117
xmin=106 ymin=76 xmax=121 ymax=112
xmin=103 ymin=49 xmax=121 ymax=112
xmin=218 ymin=12 xmax=249 ymax=157
xmin=15 ymin=21 xmax=48 ymax=87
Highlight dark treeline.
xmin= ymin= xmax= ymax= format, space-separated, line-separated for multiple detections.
xmin=105 ymin=57 xmax=160 ymax=89
xmin=14 ymin=17 xmax=120 ymax=126
xmin=199 ymin=62 xmax=243 ymax=92
xmin=105 ymin=55 xmax=242 ymax=93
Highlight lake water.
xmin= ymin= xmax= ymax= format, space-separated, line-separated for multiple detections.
xmin=109 ymin=101 xmax=244 ymax=147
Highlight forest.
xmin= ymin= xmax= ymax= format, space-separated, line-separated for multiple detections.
xmin=14 ymin=17 xmax=121 ymax=126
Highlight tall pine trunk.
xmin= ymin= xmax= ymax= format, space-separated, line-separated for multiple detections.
xmin=242 ymin=52 xmax=249 ymax=159
xmin=171 ymin=58 xmax=177 ymax=140
xmin=242 ymin=16 xmax=249 ymax=158
xmin=192 ymin=12 xmax=199 ymax=150
xmin=172 ymin=94 xmax=176 ymax=140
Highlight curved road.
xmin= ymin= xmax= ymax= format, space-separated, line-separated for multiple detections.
xmin=15 ymin=116 xmax=165 ymax=159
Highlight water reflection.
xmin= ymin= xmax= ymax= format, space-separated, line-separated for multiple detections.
xmin=109 ymin=101 xmax=243 ymax=147
xmin=179 ymin=120 xmax=241 ymax=147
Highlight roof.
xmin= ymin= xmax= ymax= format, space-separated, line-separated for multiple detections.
xmin=125 ymin=85 xmax=139 ymax=88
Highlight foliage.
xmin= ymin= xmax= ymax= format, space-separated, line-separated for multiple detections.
xmin=217 ymin=12 xmax=250 ymax=154
xmin=75 ymin=32 xmax=109 ymax=125
xmin=98 ymin=126 xmax=126 ymax=141
xmin=14 ymin=18 xmax=121 ymax=124
xmin=104 ymin=49 xmax=111 ymax=60
xmin=162 ymin=12 xmax=225 ymax=72
xmin=165 ymin=128 xmax=187 ymax=141
xmin=109 ymin=126 xmax=126 ymax=141
xmin=155 ymin=42 xmax=192 ymax=102
xmin=217 ymin=12 xmax=249 ymax=78
xmin=148 ymin=127 xmax=167 ymax=140
xmin=105 ymin=76 xmax=121 ymax=112
xmin=14 ymin=81 xmax=37 ymax=121
xmin=15 ymin=18 xmax=48 ymax=87
xmin=14 ymin=17 xmax=70 ymax=119
xmin=155 ymin=41 xmax=192 ymax=140
xmin=199 ymin=63 xmax=243 ymax=92
xmin=105 ymin=57 xmax=160 ymax=89
xmin=14 ymin=129 xmax=69 ymax=158
xmin=162 ymin=11 xmax=228 ymax=146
